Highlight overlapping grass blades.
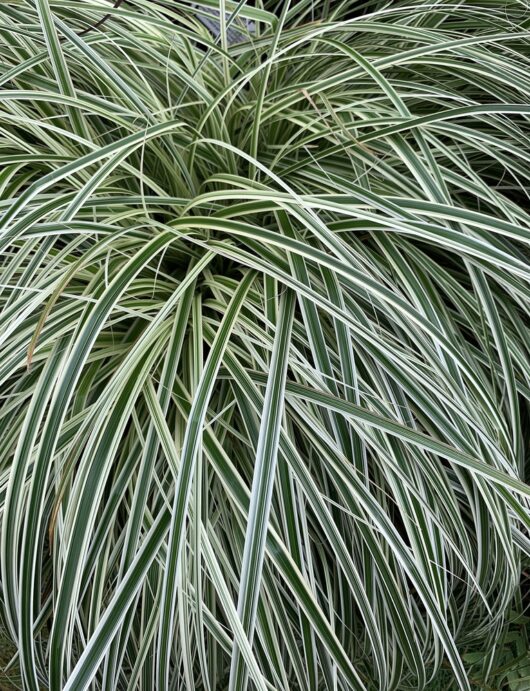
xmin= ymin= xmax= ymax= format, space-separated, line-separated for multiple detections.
xmin=0 ymin=1 xmax=529 ymax=689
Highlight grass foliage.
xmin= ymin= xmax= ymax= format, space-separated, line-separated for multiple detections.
xmin=1 ymin=1 xmax=530 ymax=689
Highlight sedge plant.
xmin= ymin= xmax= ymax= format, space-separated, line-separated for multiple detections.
xmin=0 ymin=1 xmax=529 ymax=689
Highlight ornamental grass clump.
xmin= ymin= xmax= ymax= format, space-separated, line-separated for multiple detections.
xmin=0 ymin=1 xmax=529 ymax=689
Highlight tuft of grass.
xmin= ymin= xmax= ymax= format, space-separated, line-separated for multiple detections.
xmin=0 ymin=1 xmax=529 ymax=690
xmin=0 ymin=609 xmax=20 ymax=689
